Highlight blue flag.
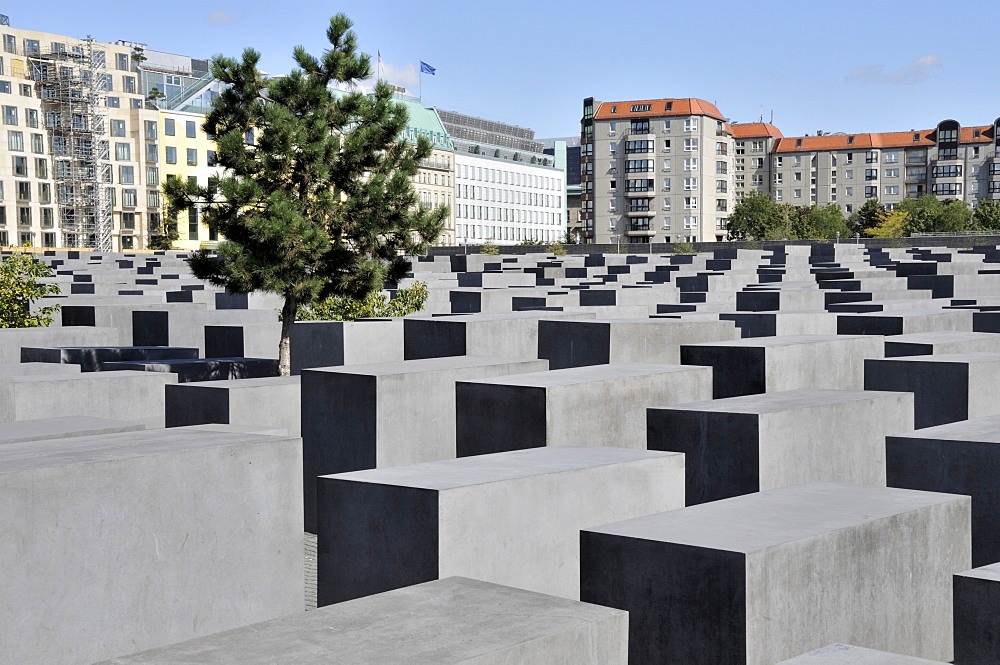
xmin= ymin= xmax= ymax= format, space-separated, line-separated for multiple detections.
xmin=420 ymin=61 xmax=436 ymax=75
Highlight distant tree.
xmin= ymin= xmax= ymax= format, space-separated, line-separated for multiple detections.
xmin=973 ymin=199 xmax=1000 ymax=232
xmin=937 ymin=199 xmax=973 ymax=234
xmin=0 ymin=250 xmax=61 ymax=328
xmin=865 ymin=209 xmax=909 ymax=238
xmin=895 ymin=195 xmax=972 ymax=235
xmin=726 ymin=191 xmax=784 ymax=240
xmin=166 ymin=14 xmax=446 ymax=375
xmin=807 ymin=203 xmax=851 ymax=239
xmin=847 ymin=199 xmax=887 ymax=236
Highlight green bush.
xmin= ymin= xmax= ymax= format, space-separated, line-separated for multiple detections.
xmin=0 ymin=249 xmax=61 ymax=328
xmin=546 ymin=242 xmax=567 ymax=256
xmin=298 ymin=282 xmax=429 ymax=321
xmin=672 ymin=242 xmax=697 ymax=255
xmin=481 ymin=241 xmax=500 ymax=255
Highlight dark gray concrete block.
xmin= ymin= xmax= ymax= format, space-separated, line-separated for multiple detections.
xmin=165 ymin=376 xmax=300 ymax=436
xmin=953 ymin=563 xmax=1000 ymax=665
xmin=100 ymin=357 xmax=278 ymax=382
xmin=20 ymin=346 xmax=199 ymax=372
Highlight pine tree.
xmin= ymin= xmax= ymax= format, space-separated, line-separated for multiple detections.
xmin=167 ymin=14 xmax=446 ymax=375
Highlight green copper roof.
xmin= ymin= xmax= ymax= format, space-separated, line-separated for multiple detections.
xmin=394 ymin=97 xmax=455 ymax=152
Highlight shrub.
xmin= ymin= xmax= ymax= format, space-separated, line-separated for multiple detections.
xmin=546 ymin=242 xmax=567 ymax=256
xmin=672 ymin=242 xmax=697 ymax=255
xmin=298 ymin=282 xmax=429 ymax=321
xmin=0 ymin=249 xmax=61 ymax=328
xmin=481 ymin=241 xmax=500 ymax=255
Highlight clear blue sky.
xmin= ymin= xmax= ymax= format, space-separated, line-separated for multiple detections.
xmin=10 ymin=1 xmax=998 ymax=139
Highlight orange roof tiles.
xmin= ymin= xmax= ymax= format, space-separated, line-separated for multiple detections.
xmin=774 ymin=125 xmax=994 ymax=153
xmin=729 ymin=122 xmax=783 ymax=139
xmin=594 ymin=98 xmax=726 ymax=122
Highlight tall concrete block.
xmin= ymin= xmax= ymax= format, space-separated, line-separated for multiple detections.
xmin=317 ymin=446 xmax=684 ymax=605
xmin=681 ymin=334 xmax=884 ymax=398
xmin=778 ymin=644 xmax=948 ymax=664
xmin=289 ymin=319 xmax=404 ymax=374
xmin=456 ymin=363 xmax=712 ymax=455
xmin=865 ymin=353 xmax=1000 ymax=428
xmin=538 ymin=318 xmax=738 ymax=369
xmin=648 ymin=389 xmax=913 ymax=504
xmin=953 ymin=563 xmax=1000 ymax=665
xmin=300 ymin=355 xmax=547 ymax=532
xmin=0 ymin=427 xmax=303 ymax=665
xmin=581 ymin=482 xmax=970 ymax=664
xmin=165 ymin=376 xmax=301 ymax=436
xmin=99 ymin=577 xmax=629 ymax=665
xmin=887 ymin=414 xmax=1000 ymax=566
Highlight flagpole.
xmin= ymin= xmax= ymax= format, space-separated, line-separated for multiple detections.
xmin=419 ymin=69 xmax=422 ymax=102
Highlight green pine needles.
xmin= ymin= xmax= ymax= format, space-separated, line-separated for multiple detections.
xmin=166 ymin=14 xmax=446 ymax=375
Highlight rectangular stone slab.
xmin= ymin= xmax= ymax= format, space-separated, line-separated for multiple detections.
xmin=0 ymin=415 xmax=144 ymax=445
xmin=0 ymin=427 xmax=303 ymax=665
xmin=317 ymin=446 xmax=684 ymax=605
xmin=97 ymin=577 xmax=628 ymax=665
xmin=165 ymin=376 xmax=301 ymax=436
xmin=581 ymin=482 xmax=970 ymax=664
xmin=456 ymin=363 xmax=712 ymax=455
xmin=20 ymin=345 xmax=199 ymax=372
xmin=648 ymin=389 xmax=913 ymax=504
xmin=777 ymin=644 xmax=947 ymax=664
xmin=953 ymin=563 xmax=1000 ymax=665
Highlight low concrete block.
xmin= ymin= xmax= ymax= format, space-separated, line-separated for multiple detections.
xmin=777 ymin=644 xmax=947 ymax=664
xmin=883 ymin=331 xmax=1000 ymax=357
xmin=0 ymin=362 xmax=80 ymax=377
xmin=318 ymin=446 xmax=684 ymax=604
xmin=165 ymin=376 xmax=300 ymax=436
xmin=648 ymin=389 xmax=913 ymax=504
xmin=537 ymin=318 xmax=738 ymax=369
xmin=581 ymin=482 xmax=970 ymax=664
xmin=953 ymin=563 xmax=1000 ymax=665
xmin=300 ymin=355 xmax=547 ymax=532
xmin=456 ymin=363 xmax=712 ymax=455
xmin=99 ymin=577 xmax=628 ymax=665
xmin=865 ymin=353 xmax=1000 ymax=428
xmin=0 ymin=415 xmax=144 ymax=445
xmin=0 ymin=370 xmax=176 ymax=426
xmin=100 ymin=357 xmax=278 ymax=382
xmin=0 ymin=427 xmax=303 ymax=665
xmin=681 ymin=334 xmax=884 ymax=398
xmin=887 ymin=414 xmax=1000 ymax=566
xmin=20 ymin=345 xmax=199 ymax=372
xmin=0 ymin=326 xmax=121 ymax=363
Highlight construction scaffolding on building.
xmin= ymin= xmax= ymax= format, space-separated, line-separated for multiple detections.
xmin=31 ymin=39 xmax=113 ymax=251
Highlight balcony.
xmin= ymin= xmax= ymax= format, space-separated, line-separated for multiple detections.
xmin=626 ymin=221 xmax=655 ymax=236
xmin=624 ymin=188 xmax=653 ymax=197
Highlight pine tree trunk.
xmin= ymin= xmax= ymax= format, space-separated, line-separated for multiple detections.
xmin=278 ymin=294 xmax=297 ymax=377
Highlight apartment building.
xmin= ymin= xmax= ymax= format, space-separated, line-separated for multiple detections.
xmin=580 ymin=97 xmax=736 ymax=245
xmin=771 ymin=119 xmax=1000 ymax=214
xmin=731 ymin=122 xmax=782 ymax=201
xmin=439 ymin=108 xmax=565 ymax=246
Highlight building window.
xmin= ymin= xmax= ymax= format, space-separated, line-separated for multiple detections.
xmin=164 ymin=118 xmax=175 ymax=136
xmin=774 ymin=190 xmax=783 ymax=202
xmin=684 ymin=118 xmax=699 ymax=132
xmin=865 ymin=186 xmax=877 ymax=198
xmin=186 ymin=120 xmax=196 ymax=139
xmin=146 ymin=143 xmax=158 ymax=163
xmin=884 ymin=185 xmax=899 ymax=196
xmin=146 ymin=166 xmax=159 ymax=186
xmin=123 ymin=76 xmax=136 ymax=94
xmin=16 ymin=181 xmax=30 ymax=201
xmin=111 ymin=119 xmax=126 ymax=137
xmin=144 ymin=120 xmax=157 ymax=140
xmin=188 ymin=207 xmax=199 ymax=240
xmin=683 ymin=158 xmax=698 ymax=171
xmin=122 ymin=189 xmax=137 ymax=208
xmin=187 ymin=148 xmax=198 ymax=166
xmin=207 ymin=150 xmax=217 ymax=166
xmin=865 ymin=169 xmax=877 ymax=181
xmin=683 ymin=216 xmax=698 ymax=229
xmin=116 ymin=53 xmax=129 ymax=70
xmin=30 ymin=133 xmax=43 ymax=154
xmin=625 ymin=159 xmax=653 ymax=173
xmin=147 ymin=189 xmax=161 ymax=208
xmin=119 ymin=165 xmax=135 ymax=184
xmin=683 ymin=196 xmax=698 ymax=209
xmin=683 ymin=177 xmax=698 ymax=191
xmin=13 ymin=156 xmax=26 ymax=176
xmin=932 ymin=165 xmax=962 ymax=178
xmin=7 ymin=130 xmax=22 ymax=151
xmin=751 ymin=140 xmax=764 ymax=152
xmin=106 ymin=97 xmax=120 ymax=108
xmin=38 ymin=182 xmax=50 ymax=203
xmin=17 ymin=205 xmax=31 ymax=226
xmin=683 ymin=138 xmax=699 ymax=151
xmin=121 ymin=212 xmax=135 ymax=230
xmin=794 ymin=188 xmax=802 ymax=198
xmin=774 ymin=173 xmax=783 ymax=185
xmin=932 ymin=183 xmax=962 ymax=196
xmin=41 ymin=208 xmax=53 ymax=228
xmin=115 ymin=142 xmax=131 ymax=161
xmin=608 ymin=121 xmax=616 ymax=135
xmin=884 ymin=151 xmax=899 ymax=163
xmin=885 ymin=168 xmax=899 ymax=178
xmin=165 ymin=146 xmax=177 ymax=164
xmin=630 ymin=119 xmax=650 ymax=134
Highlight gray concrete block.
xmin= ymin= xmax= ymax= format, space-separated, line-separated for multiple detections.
xmin=865 ymin=353 xmax=1000 ymax=428
xmin=165 ymin=376 xmax=300 ymax=436
xmin=0 ymin=427 xmax=303 ymax=665
xmin=538 ymin=318 xmax=738 ymax=369
xmin=837 ymin=309 xmax=974 ymax=336
xmin=581 ymin=482 xmax=970 ymax=664
xmin=290 ymin=319 xmax=404 ymax=374
xmin=318 ymin=446 xmax=684 ymax=604
xmin=682 ymin=334 xmax=884 ymax=398
xmin=0 ymin=415 xmax=144 ymax=445
xmin=300 ymin=355 xmax=548 ymax=532
xmin=0 ymin=370 xmax=176 ymax=426
xmin=0 ymin=326 xmax=121 ymax=363
xmin=884 ymin=331 xmax=1000 ymax=357
xmin=0 ymin=362 xmax=80 ymax=377
xmin=204 ymin=323 xmax=281 ymax=359
xmin=649 ymin=389 xmax=913 ymax=505
xmin=99 ymin=577 xmax=627 ymax=665
xmin=777 ymin=644 xmax=947 ymax=664
xmin=403 ymin=311 xmax=595 ymax=361
xmin=456 ymin=363 xmax=712 ymax=455
xmin=953 ymin=563 xmax=1000 ymax=665
xmin=100 ymin=357 xmax=278 ymax=382
xmin=887 ymin=414 xmax=1000 ymax=566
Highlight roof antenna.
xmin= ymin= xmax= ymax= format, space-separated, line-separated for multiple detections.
xmin=770 ymin=109 xmax=774 ymax=124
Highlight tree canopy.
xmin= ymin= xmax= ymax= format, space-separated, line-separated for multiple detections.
xmin=166 ymin=14 xmax=446 ymax=374
xmin=0 ymin=250 xmax=61 ymax=328
xmin=725 ymin=192 xmax=849 ymax=241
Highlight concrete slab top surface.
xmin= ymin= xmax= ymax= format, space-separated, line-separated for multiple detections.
xmin=303 ymin=355 xmax=542 ymax=376
xmin=326 ymin=445 xmax=682 ymax=491
xmin=100 ymin=577 xmax=627 ymax=664
xmin=888 ymin=413 xmax=1000 ymax=443
xmin=683 ymin=334 xmax=874 ymax=349
xmin=656 ymin=389 xmax=910 ymax=414
xmin=886 ymin=331 xmax=1000 ymax=344
xmin=459 ymin=363 xmax=708 ymax=388
xmin=0 ymin=363 xmax=81 ymax=377
xmin=873 ymin=352 xmax=1000 ymax=364
xmin=0 ymin=416 xmax=145 ymax=445
xmin=174 ymin=375 xmax=300 ymax=389
xmin=777 ymin=643 xmax=947 ymax=664
xmin=956 ymin=561 xmax=1000 ymax=582
xmin=0 ymin=370 xmax=175 ymax=384
xmin=410 ymin=311 xmax=594 ymax=322
xmin=0 ymin=426 xmax=297 ymax=475
xmin=585 ymin=482 xmax=967 ymax=554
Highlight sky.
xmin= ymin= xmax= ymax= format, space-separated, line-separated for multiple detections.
xmin=11 ymin=1 xmax=999 ymax=140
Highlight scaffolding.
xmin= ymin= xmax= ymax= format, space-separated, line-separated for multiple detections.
xmin=31 ymin=39 xmax=113 ymax=251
